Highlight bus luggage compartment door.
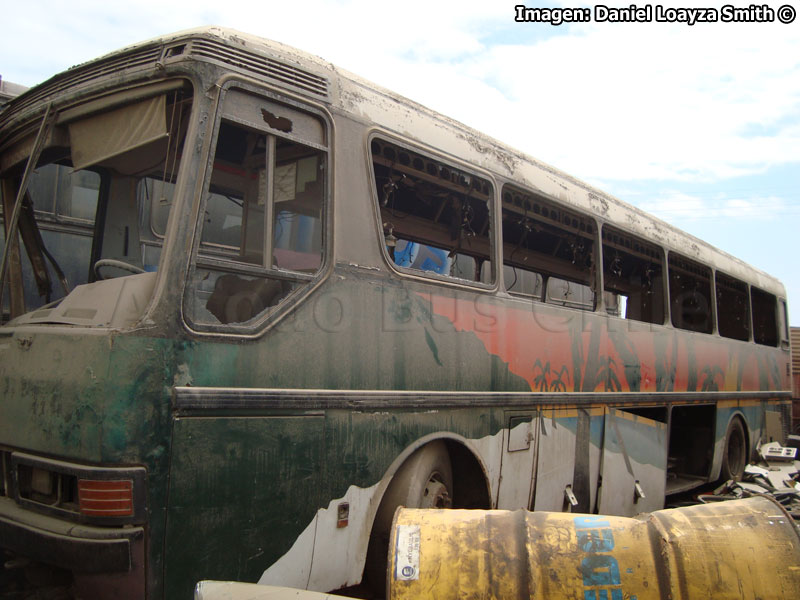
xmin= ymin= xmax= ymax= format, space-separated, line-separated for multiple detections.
xmin=597 ymin=407 xmax=667 ymax=515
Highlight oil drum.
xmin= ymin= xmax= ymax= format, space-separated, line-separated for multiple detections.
xmin=388 ymin=496 xmax=800 ymax=599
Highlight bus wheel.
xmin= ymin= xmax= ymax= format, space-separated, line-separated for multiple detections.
xmin=720 ymin=418 xmax=747 ymax=481
xmin=365 ymin=441 xmax=453 ymax=592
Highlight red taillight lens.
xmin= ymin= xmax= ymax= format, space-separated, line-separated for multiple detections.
xmin=78 ymin=479 xmax=134 ymax=517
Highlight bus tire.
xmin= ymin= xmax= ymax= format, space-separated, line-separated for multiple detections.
xmin=365 ymin=441 xmax=453 ymax=593
xmin=720 ymin=418 xmax=747 ymax=482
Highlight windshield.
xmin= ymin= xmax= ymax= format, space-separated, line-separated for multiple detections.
xmin=0 ymin=83 xmax=192 ymax=326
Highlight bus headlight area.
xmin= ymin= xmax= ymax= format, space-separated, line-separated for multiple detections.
xmin=3 ymin=452 xmax=147 ymax=525
xmin=0 ymin=451 xmax=147 ymax=598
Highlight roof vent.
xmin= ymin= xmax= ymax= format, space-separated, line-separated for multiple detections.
xmin=189 ymin=38 xmax=329 ymax=100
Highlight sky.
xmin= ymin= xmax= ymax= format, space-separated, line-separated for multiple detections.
xmin=2 ymin=0 xmax=799 ymax=324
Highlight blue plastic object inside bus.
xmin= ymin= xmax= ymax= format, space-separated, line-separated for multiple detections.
xmin=393 ymin=241 xmax=420 ymax=268
xmin=393 ymin=241 xmax=450 ymax=275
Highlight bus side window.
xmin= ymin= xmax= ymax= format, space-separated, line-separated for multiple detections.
xmin=668 ymin=253 xmax=713 ymax=334
xmin=186 ymin=89 xmax=327 ymax=328
xmin=751 ymin=286 xmax=778 ymax=346
xmin=602 ymin=225 xmax=665 ymax=324
xmin=715 ymin=272 xmax=750 ymax=341
xmin=372 ymin=138 xmax=493 ymax=285
xmin=501 ymin=185 xmax=596 ymax=310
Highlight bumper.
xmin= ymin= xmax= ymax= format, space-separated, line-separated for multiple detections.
xmin=0 ymin=496 xmax=142 ymax=573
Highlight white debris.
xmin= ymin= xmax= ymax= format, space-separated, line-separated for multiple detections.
xmin=695 ymin=442 xmax=800 ymax=519
xmin=759 ymin=441 xmax=798 ymax=461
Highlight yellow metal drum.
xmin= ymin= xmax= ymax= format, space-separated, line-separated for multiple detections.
xmin=388 ymin=496 xmax=800 ymax=599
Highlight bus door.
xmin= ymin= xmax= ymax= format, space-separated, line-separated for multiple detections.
xmin=531 ymin=408 xmax=584 ymax=512
xmin=497 ymin=412 xmax=538 ymax=509
xmin=597 ymin=407 xmax=667 ymax=515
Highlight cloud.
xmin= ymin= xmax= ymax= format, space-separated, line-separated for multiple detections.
xmin=635 ymin=190 xmax=795 ymax=222
xmin=3 ymin=1 xmax=798 ymax=187
xmin=454 ymin=17 xmax=800 ymax=182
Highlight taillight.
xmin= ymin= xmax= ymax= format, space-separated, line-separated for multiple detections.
xmin=78 ymin=479 xmax=134 ymax=517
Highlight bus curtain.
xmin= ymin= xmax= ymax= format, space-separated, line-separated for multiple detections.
xmin=68 ymin=95 xmax=167 ymax=170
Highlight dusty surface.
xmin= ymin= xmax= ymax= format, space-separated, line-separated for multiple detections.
xmin=0 ymin=555 xmax=72 ymax=600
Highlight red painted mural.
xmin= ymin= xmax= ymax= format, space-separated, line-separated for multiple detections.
xmin=425 ymin=293 xmax=787 ymax=394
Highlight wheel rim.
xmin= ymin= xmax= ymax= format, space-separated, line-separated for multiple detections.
xmin=422 ymin=475 xmax=452 ymax=509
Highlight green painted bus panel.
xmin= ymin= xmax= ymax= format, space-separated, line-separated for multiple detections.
xmin=322 ymin=405 xmax=501 ymax=493
xmin=176 ymin=276 xmax=532 ymax=394
xmin=0 ymin=331 xmax=110 ymax=458
xmin=165 ymin=416 xmax=325 ymax=598
xmin=163 ymin=405 xmax=502 ymax=598
xmin=0 ymin=330 xmax=178 ymax=463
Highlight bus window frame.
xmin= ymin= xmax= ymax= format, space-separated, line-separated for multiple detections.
xmin=368 ymin=130 xmax=500 ymax=293
xmin=714 ymin=270 xmax=752 ymax=342
xmin=750 ymin=285 xmax=779 ymax=347
xmin=667 ymin=251 xmax=716 ymax=335
xmin=600 ymin=223 xmax=667 ymax=326
xmin=778 ymin=298 xmax=790 ymax=349
xmin=500 ymin=181 xmax=601 ymax=312
xmin=182 ymin=77 xmax=334 ymax=335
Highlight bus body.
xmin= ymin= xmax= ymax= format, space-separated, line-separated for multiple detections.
xmin=0 ymin=27 xmax=791 ymax=599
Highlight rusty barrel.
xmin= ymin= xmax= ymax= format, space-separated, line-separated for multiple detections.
xmin=388 ymin=496 xmax=800 ymax=599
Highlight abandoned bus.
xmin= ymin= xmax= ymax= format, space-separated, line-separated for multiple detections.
xmin=0 ymin=27 xmax=792 ymax=600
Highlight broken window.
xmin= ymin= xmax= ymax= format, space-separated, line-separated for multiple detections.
xmin=546 ymin=277 xmax=596 ymax=310
xmin=372 ymin=138 xmax=493 ymax=284
xmin=602 ymin=225 xmax=664 ymax=324
xmin=503 ymin=263 xmax=543 ymax=299
xmin=186 ymin=88 xmax=327 ymax=327
xmin=715 ymin=272 xmax=750 ymax=341
xmin=668 ymin=253 xmax=713 ymax=334
xmin=501 ymin=185 xmax=596 ymax=310
xmin=751 ymin=286 xmax=777 ymax=346
xmin=1 ymin=82 xmax=192 ymax=323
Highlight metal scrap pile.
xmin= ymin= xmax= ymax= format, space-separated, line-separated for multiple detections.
xmin=696 ymin=437 xmax=800 ymax=519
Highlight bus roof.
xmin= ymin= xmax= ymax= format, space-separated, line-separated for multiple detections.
xmin=2 ymin=26 xmax=786 ymax=298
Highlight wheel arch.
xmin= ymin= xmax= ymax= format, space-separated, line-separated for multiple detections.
xmin=716 ymin=411 xmax=751 ymax=481
xmin=369 ymin=432 xmax=493 ymax=520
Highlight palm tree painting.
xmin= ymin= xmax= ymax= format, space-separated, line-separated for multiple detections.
xmin=550 ymin=365 xmax=571 ymax=391
xmin=532 ymin=359 xmax=571 ymax=392
xmin=700 ymin=365 xmax=723 ymax=391
xmin=595 ymin=356 xmax=622 ymax=392
xmin=532 ymin=359 xmax=551 ymax=391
